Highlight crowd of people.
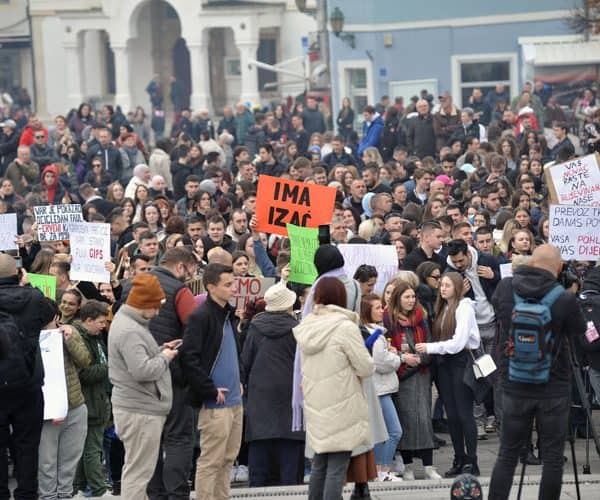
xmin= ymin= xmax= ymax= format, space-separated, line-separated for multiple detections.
xmin=0 ymin=78 xmax=598 ymax=500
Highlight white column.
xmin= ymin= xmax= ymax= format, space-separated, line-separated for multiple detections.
xmin=83 ymin=31 xmax=107 ymax=97
xmin=188 ymin=40 xmax=212 ymax=112
xmin=237 ymin=40 xmax=260 ymax=105
xmin=64 ymin=42 xmax=84 ymax=109
xmin=111 ymin=43 xmax=132 ymax=113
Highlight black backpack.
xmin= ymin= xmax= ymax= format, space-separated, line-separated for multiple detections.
xmin=0 ymin=310 xmax=35 ymax=392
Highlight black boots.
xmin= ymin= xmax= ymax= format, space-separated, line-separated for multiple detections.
xmin=461 ymin=457 xmax=480 ymax=476
xmin=444 ymin=456 xmax=464 ymax=478
xmin=349 ymin=482 xmax=371 ymax=499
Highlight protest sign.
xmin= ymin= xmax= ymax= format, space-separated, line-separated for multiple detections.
xmin=548 ymin=204 xmax=600 ymax=260
xmin=70 ymin=222 xmax=111 ymax=283
xmin=337 ymin=244 xmax=398 ymax=294
xmin=545 ymin=153 xmax=600 ymax=207
xmin=29 ymin=273 xmax=56 ymax=300
xmin=287 ymin=224 xmax=319 ymax=285
xmin=40 ymin=329 xmax=68 ymax=420
xmin=229 ymin=276 xmax=276 ymax=311
xmin=255 ymin=175 xmax=337 ymax=236
xmin=500 ymin=263 xmax=513 ymax=280
xmin=0 ymin=213 xmax=17 ymax=251
xmin=34 ymin=204 xmax=84 ymax=242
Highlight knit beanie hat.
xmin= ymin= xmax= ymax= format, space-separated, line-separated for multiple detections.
xmin=314 ymin=244 xmax=345 ymax=276
xmin=450 ymin=474 xmax=483 ymax=500
xmin=264 ymin=281 xmax=296 ymax=312
xmin=126 ymin=274 xmax=166 ymax=309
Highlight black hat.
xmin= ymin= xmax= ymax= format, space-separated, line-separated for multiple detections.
xmin=314 ymin=244 xmax=345 ymax=276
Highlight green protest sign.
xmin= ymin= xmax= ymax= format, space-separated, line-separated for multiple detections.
xmin=29 ymin=273 xmax=56 ymax=300
xmin=287 ymin=224 xmax=319 ymax=285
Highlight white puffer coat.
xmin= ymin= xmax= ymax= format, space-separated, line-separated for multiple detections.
xmin=293 ymin=304 xmax=374 ymax=454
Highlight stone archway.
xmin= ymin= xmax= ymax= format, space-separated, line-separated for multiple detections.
xmin=126 ymin=0 xmax=191 ymax=111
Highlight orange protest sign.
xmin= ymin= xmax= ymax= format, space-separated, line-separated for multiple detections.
xmin=255 ymin=175 xmax=337 ymax=236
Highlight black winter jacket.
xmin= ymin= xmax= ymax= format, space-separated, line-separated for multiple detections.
xmin=406 ymin=114 xmax=436 ymax=158
xmin=241 ymin=311 xmax=304 ymax=442
xmin=0 ymin=130 xmax=20 ymax=175
xmin=493 ymin=266 xmax=586 ymax=399
xmin=380 ymin=117 xmax=407 ymax=162
xmin=181 ymin=295 xmax=242 ymax=407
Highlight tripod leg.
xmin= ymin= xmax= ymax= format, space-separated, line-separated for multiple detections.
xmin=569 ymin=435 xmax=581 ymax=500
xmin=517 ymin=454 xmax=526 ymax=500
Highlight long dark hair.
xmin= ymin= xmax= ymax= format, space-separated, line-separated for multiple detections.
xmin=432 ymin=272 xmax=463 ymax=341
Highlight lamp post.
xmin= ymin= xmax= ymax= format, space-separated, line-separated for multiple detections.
xmin=330 ymin=6 xmax=356 ymax=49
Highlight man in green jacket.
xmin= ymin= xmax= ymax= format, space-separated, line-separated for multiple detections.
xmin=73 ymin=300 xmax=111 ymax=498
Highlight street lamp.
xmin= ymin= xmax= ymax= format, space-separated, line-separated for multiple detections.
xmin=329 ymin=6 xmax=355 ymax=49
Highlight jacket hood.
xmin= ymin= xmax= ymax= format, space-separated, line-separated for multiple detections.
xmin=42 ymin=164 xmax=59 ymax=189
xmin=314 ymin=244 xmax=345 ymax=276
xmin=250 ymin=311 xmax=298 ymax=339
xmin=294 ymin=304 xmax=358 ymax=355
xmin=446 ymin=245 xmax=478 ymax=273
xmin=512 ymin=265 xmax=560 ymax=299
xmin=583 ymin=266 xmax=600 ymax=293
xmin=0 ymin=280 xmax=37 ymax=313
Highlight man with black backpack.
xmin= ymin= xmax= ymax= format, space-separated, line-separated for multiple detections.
xmin=0 ymin=254 xmax=48 ymax=500
xmin=488 ymin=245 xmax=587 ymax=500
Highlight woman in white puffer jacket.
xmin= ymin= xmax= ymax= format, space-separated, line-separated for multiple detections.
xmin=294 ymin=277 xmax=374 ymax=500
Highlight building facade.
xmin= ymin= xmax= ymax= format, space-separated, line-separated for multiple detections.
xmin=3 ymin=0 xmax=315 ymax=117
xmin=328 ymin=0 xmax=598 ymax=126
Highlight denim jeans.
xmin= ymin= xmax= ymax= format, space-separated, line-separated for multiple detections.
xmin=588 ymin=367 xmax=600 ymax=406
xmin=374 ymin=395 xmax=402 ymax=467
xmin=488 ymin=392 xmax=570 ymax=500
xmin=308 ymin=451 xmax=351 ymax=500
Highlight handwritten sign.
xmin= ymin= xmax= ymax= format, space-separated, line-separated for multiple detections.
xmin=255 ymin=175 xmax=337 ymax=236
xmin=40 ymin=329 xmax=68 ymax=420
xmin=34 ymin=204 xmax=84 ymax=241
xmin=0 ymin=213 xmax=17 ymax=251
xmin=337 ymin=244 xmax=399 ymax=294
xmin=70 ymin=222 xmax=111 ymax=283
xmin=287 ymin=224 xmax=319 ymax=285
xmin=548 ymin=204 xmax=600 ymax=260
xmin=229 ymin=276 xmax=275 ymax=311
xmin=29 ymin=273 xmax=57 ymax=300
xmin=545 ymin=154 xmax=600 ymax=207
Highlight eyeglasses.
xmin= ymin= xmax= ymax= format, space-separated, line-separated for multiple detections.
xmin=92 ymin=163 xmax=102 ymax=167
xmin=429 ymin=275 xmax=441 ymax=281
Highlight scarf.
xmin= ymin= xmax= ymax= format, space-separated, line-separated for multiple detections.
xmin=292 ymin=267 xmax=347 ymax=432
xmin=384 ymin=306 xmax=428 ymax=377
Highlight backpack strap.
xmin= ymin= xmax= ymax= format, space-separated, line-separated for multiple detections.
xmin=540 ymin=284 xmax=564 ymax=309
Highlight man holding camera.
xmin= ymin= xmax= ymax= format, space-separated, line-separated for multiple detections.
xmin=0 ymin=254 xmax=47 ymax=499
xmin=488 ymin=245 xmax=586 ymax=500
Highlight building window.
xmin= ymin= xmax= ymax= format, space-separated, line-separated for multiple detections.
xmin=225 ymin=58 xmax=241 ymax=78
xmin=451 ymin=53 xmax=518 ymax=108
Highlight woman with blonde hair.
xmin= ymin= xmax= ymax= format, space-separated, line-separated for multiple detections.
xmin=415 ymin=272 xmax=480 ymax=477
xmin=362 ymin=147 xmax=383 ymax=168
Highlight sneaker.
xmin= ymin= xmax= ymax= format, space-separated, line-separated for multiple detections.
xmin=485 ymin=416 xmax=497 ymax=433
xmin=402 ymin=464 xmax=415 ymax=481
xmin=381 ymin=471 xmax=403 ymax=482
xmin=424 ymin=465 xmax=442 ymax=480
xmin=392 ymin=455 xmax=405 ymax=475
xmin=230 ymin=465 xmax=238 ymax=483
xmin=477 ymin=422 xmax=488 ymax=440
xmin=235 ymin=464 xmax=249 ymax=482
xmin=303 ymin=473 xmax=311 ymax=484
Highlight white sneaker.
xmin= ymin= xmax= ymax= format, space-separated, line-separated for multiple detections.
xmin=424 ymin=465 xmax=442 ymax=480
xmin=235 ymin=464 xmax=249 ymax=482
xmin=392 ymin=455 xmax=405 ymax=475
xmin=402 ymin=464 xmax=415 ymax=481
xmin=378 ymin=471 xmax=403 ymax=482
xmin=230 ymin=465 xmax=238 ymax=483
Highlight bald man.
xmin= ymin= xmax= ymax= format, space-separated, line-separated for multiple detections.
xmin=488 ymin=244 xmax=586 ymax=500
xmin=0 ymin=254 xmax=48 ymax=498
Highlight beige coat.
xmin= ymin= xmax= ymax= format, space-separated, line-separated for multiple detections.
xmin=293 ymin=304 xmax=374 ymax=454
